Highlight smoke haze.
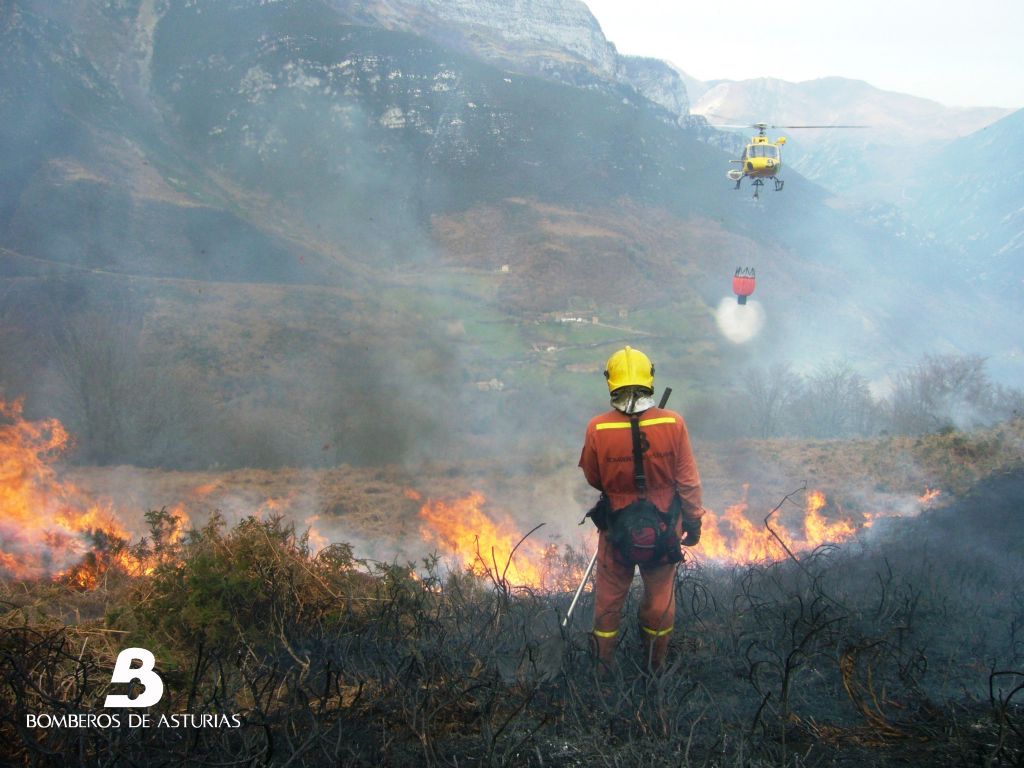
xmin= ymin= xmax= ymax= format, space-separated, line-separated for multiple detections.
xmin=0 ymin=0 xmax=1021 ymax=572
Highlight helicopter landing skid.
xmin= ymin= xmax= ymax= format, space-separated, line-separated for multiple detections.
xmin=750 ymin=178 xmax=784 ymax=199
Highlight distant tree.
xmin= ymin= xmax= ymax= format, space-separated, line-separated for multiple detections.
xmin=790 ymin=361 xmax=877 ymax=438
xmin=991 ymin=383 xmax=1024 ymax=423
xmin=742 ymin=362 xmax=802 ymax=438
xmin=887 ymin=354 xmax=992 ymax=435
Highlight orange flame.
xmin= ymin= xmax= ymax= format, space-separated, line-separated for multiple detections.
xmin=415 ymin=486 xmax=930 ymax=585
xmin=918 ymin=487 xmax=942 ymax=505
xmin=417 ymin=491 xmax=584 ymax=590
xmin=0 ymin=398 xmax=139 ymax=583
xmin=304 ymin=514 xmax=330 ymax=552
xmin=698 ymin=488 xmax=890 ymax=564
xmin=419 ymin=491 xmax=545 ymax=586
xmin=0 ymin=400 xmax=335 ymax=586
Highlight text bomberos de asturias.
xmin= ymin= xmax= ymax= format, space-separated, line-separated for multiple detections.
xmin=26 ymin=712 xmax=243 ymax=729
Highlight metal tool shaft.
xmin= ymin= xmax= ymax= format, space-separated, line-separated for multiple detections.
xmin=562 ymin=549 xmax=598 ymax=628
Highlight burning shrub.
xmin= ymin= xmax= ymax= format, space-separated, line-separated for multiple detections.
xmin=121 ymin=511 xmax=365 ymax=655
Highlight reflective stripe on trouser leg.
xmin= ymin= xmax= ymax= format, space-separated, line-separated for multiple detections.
xmin=637 ymin=559 xmax=677 ymax=635
xmin=641 ymin=625 xmax=673 ymax=637
xmin=638 ymin=560 xmax=678 ymax=669
xmin=593 ymin=533 xmax=634 ymax=663
xmin=592 ymin=627 xmax=620 ymax=663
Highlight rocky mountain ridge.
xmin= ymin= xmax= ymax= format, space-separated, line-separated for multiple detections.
xmin=334 ymin=0 xmax=693 ymax=120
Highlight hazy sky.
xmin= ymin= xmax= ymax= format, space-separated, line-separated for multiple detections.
xmin=583 ymin=0 xmax=1024 ymax=110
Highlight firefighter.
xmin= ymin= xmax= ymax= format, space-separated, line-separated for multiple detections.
xmin=578 ymin=346 xmax=704 ymax=671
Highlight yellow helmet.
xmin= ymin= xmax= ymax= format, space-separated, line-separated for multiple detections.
xmin=604 ymin=346 xmax=654 ymax=393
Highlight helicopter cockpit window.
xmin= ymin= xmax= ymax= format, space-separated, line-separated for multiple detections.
xmin=749 ymin=145 xmax=779 ymax=159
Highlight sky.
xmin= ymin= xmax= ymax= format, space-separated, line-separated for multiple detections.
xmin=583 ymin=0 xmax=1024 ymax=110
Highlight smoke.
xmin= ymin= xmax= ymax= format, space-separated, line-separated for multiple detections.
xmin=3 ymin=1 xmax=1023 ymax=556
xmin=714 ymin=297 xmax=765 ymax=344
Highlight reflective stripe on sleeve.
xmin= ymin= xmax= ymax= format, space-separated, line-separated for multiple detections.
xmin=593 ymin=628 xmax=620 ymax=638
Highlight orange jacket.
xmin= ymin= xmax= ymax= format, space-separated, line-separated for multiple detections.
xmin=579 ymin=406 xmax=703 ymax=521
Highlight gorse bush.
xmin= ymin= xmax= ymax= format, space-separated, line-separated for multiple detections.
xmin=123 ymin=510 xmax=363 ymax=652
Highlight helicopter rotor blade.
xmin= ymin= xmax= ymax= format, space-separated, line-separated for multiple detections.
xmin=703 ymin=117 xmax=871 ymax=130
xmin=768 ymin=124 xmax=870 ymax=129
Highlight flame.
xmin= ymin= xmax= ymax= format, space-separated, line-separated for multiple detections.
xmin=0 ymin=399 xmax=138 ymax=583
xmin=191 ymin=482 xmax=220 ymax=498
xmin=419 ymin=491 xmax=545 ymax=586
xmin=161 ymin=503 xmax=193 ymax=545
xmin=414 ymin=486 xmax=941 ymax=588
xmin=0 ymin=400 xmax=327 ymax=586
xmin=0 ymin=396 xmax=947 ymax=590
xmin=697 ymin=488 xmax=909 ymax=564
xmin=417 ymin=491 xmax=585 ymax=590
xmin=304 ymin=514 xmax=329 ymax=552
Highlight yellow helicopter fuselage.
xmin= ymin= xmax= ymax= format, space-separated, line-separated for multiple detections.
xmin=725 ymin=126 xmax=791 ymax=197
xmin=738 ymin=135 xmax=786 ymax=179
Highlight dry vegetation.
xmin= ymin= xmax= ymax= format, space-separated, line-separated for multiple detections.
xmin=2 ymin=423 xmax=1023 ymax=767
xmin=61 ymin=418 xmax=1024 ymax=567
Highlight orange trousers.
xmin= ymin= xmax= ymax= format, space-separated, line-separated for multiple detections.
xmin=591 ymin=531 xmax=678 ymax=669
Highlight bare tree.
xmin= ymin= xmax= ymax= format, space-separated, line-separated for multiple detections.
xmin=791 ymin=360 xmax=877 ymax=438
xmin=991 ymin=383 xmax=1024 ymax=422
xmin=742 ymin=362 xmax=802 ymax=438
xmin=887 ymin=354 xmax=992 ymax=435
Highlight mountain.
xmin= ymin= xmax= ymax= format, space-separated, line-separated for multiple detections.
xmin=334 ymin=0 xmax=694 ymax=122
xmin=903 ymin=108 xmax=1024 ymax=333
xmin=681 ymin=74 xmax=1023 ymax=379
xmin=688 ymin=76 xmax=1012 ymax=204
xmin=0 ymin=0 xmax=1015 ymax=470
xmin=338 ymin=0 xmax=620 ymax=82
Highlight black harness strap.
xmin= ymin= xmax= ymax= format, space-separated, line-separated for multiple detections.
xmin=629 ymin=415 xmax=646 ymax=498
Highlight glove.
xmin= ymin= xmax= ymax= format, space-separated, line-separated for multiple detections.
xmin=681 ymin=517 xmax=702 ymax=547
xmin=585 ymin=494 xmax=611 ymax=531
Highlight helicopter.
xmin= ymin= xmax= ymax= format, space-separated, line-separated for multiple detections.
xmin=720 ymin=122 xmax=868 ymax=199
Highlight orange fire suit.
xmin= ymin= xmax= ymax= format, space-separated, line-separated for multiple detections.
xmin=578 ymin=406 xmax=703 ymax=668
